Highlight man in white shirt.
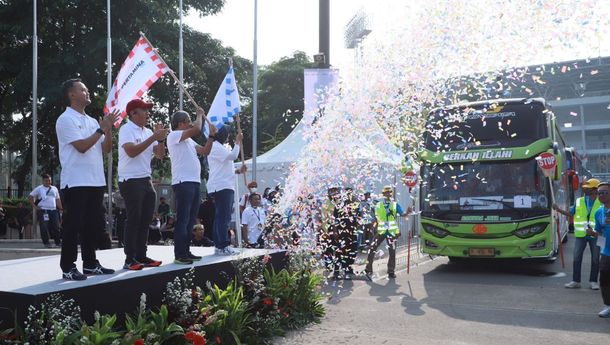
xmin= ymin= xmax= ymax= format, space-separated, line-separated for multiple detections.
xmin=167 ymin=108 xmax=216 ymax=265
xmin=118 ymin=99 xmax=169 ymax=270
xmin=28 ymin=173 xmax=62 ymax=248
xmin=207 ymin=125 xmax=246 ymax=255
xmin=241 ymin=193 xmax=266 ymax=248
xmin=239 ymin=181 xmax=258 ymax=215
xmin=55 ymin=78 xmax=120 ymax=280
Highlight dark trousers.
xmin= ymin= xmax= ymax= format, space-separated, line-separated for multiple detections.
xmin=600 ymin=255 xmax=610 ymax=306
xmin=572 ymin=236 xmax=600 ymax=282
xmin=37 ymin=209 xmax=61 ymax=245
xmin=119 ymin=178 xmax=156 ymax=262
xmin=172 ymin=182 xmax=200 ymax=258
xmin=209 ymin=189 xmax=234 ymax=250
xmin=366 ymin=232 xmax=398 ymax=275
xmin=60 ymin=186 xmax=105 ymax=272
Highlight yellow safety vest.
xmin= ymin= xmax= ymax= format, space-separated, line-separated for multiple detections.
xmin=573 ymin=197 xmax=602 ymax=238
xmin=375 ymin=201 xmax=399 ymax=236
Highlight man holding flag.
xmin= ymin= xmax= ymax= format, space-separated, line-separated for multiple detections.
xmin=168 ymin=108 xmax=217 ymax=264
xmin=205 ymin=65 xmax=246 ymax=255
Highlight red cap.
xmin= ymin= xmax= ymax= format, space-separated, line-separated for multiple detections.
xmin=126 ymin=99 xmax=153 ymax=114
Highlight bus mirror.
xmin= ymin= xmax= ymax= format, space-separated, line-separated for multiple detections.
xmin=552 ymin=142 xmax=559 ymax=154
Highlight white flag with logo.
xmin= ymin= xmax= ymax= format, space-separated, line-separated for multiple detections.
xmin=104 ymin=36 xmax=169 ymax=126
xmin=204 ymin=66 xmax=241 ymax=135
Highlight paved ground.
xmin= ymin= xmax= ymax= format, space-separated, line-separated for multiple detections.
xmin=276 ymin=235 xmax=609 ymax=345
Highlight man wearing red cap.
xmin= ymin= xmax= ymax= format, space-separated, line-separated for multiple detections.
xmin=118 ymin=99 xmax=169 ymax=270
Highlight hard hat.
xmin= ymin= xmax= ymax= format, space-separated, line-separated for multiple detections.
xmin=582 ymin=178 xmax=600 ymax=189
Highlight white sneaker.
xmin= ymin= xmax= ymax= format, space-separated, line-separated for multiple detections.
xmin=564 ymin=281 xmax=581 ymax=288
xmin=214 ymin=246 xmax=239 ymax=256
xmin=598 ymin=306 xmax=610 ymax=318
xmin=590 ymin=282 xmax=600 ymax=290
xmin=224 ymin=246 xmax=240 ymax=255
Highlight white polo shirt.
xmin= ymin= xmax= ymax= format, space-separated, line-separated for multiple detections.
xmin=241 ymin=206 xmax=266 ymax=244
xmin=206 ymin=142 xmax=240 ymax=193
xmin=118 ymin=120 xmax=157 ymax=181
xmin=55 ymin=107 xmax=106 ymax=188
xmin=167 ymin=130 xmax=201 ymax=185
xmin=29 ymin=185 xmax=60 ymax=210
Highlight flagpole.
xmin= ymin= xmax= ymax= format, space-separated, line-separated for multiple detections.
xmin=106 ymin=0 xmax=114 ymax=235
xmin=179 ymin=0 xmax=184 ymax=111
xmin=228 ymin=59 xmax=248 ymax=187
xmin=252 ymin=0 xmax=258 ymax=182
xmin=139 ymin=32 xmax=212 ymax=126
xmin=32 ymin=0 xmax=38 ymax=232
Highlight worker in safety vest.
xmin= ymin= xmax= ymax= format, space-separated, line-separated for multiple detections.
xmin=364 ymin=186 xmax=410 ymax=279
xmin=554 ymin=178 xmax=602 ymax=290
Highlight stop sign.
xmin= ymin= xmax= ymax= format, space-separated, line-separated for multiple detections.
xmin=537 ymin=152 xmax=557 ymax=170
xmin=404 ymin=171 xmax=418 ymax=187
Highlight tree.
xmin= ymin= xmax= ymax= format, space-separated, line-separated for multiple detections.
xmin=239 ymin=51 xmax=315 ymax=159
xmin=0 ymin=0 xmax=253 ymax=194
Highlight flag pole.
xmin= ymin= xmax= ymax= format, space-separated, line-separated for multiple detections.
xmin=106 ymin=0 xmax=114 ymax=236
xmin=228 ymin=59 xmax=248 ymax=187
xmin=32 ymin=0 xmax=38 ymax=233
xmin=178 ymin=0 xmax=184 ymax=111
xmin=139 ymin=32 xmax=212 ymax=126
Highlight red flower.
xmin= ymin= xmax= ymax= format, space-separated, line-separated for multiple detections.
xmin=262 ymin=297 xmax=273 ymax=306
xmin=133 ymin=339 xmax=145 ymax=345
xmin=185 ymin=331 xmax=206 ymax=345
xmin=192 ymin=288 xmax=199 ymax=298
xmin=215 ymin=336 xmax=222 ymax=344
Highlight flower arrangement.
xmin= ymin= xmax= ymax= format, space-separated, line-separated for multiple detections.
xmin=0 ymin=253 xmax=324 ymax=345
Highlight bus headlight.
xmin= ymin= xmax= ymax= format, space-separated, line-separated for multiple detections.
xmin=512 ymin=223 xmax=548 ymax=239
xmin=422 ymin=223 xmax=450 ymax=238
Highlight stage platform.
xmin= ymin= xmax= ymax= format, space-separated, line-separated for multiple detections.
xmin=0 ymin=245 xmax=287 ymax=327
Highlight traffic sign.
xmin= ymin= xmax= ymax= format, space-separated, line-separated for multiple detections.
xmin=404 ymin=170 xmax=418 ymax=187
xmin=537 ymin=152 xmax=556 ymax=177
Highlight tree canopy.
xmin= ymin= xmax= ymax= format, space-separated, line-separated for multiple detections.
xmin=0 ymin=0 xmax=252 ymax=193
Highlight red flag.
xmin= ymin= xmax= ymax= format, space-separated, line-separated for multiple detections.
xmin=104 ymin=36 xmax=169 ymax=126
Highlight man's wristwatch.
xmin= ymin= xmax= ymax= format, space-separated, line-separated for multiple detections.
xmin=95 ymin=128 xmax=105 ymax=135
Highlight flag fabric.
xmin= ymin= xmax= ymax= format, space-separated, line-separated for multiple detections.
xmin=204 ymin=66 xmax=241 ymax=135
xmin=104 ymin=36 xmax=169 ymax=126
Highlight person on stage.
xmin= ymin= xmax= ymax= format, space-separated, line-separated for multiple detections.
xmin=55 ymin=78 xmax=120 ymax=280
xmin=206 ymin=126 xmax=246 ymax=255
xmin=118 ymin=99 xmax=169 ymax=270
xmin=167 ymin=108 xmax=216 ymax=264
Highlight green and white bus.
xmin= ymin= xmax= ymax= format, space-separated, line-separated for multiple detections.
xmin=419 ymin=98 xmax=574 ymax=260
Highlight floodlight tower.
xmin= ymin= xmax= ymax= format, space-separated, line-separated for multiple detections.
xmin=344 ymin=9 xmax=372 ymax=63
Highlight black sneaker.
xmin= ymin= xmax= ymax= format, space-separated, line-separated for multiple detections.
xmin=137 ymin=257 xmax=162 ymax=267
xmin=187 ymin=253 xmax=202 ymax=261
xmin=388 ymin=272 xmax=396 ymax=279
xmin=174 ymin=257 xmax=193 ymax=265
xmin=83 ymin=263 xmax=115 ymax=275
xmin=62 ymin=268 xmax=87 ymax=281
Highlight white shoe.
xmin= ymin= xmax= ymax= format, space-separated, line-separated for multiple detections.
xmin=215 ymin=246 xmax=239 ymax=256
xmin=564 ymin=281 xmax=581 ymax=288
xmin=590 ymin=282 xmax=600 ymax=290
xmin=598 ymin=306 xmax=610 ymax=318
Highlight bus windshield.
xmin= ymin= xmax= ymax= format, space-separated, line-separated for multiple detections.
xmin=421 ymin=159 xmax=551 ymax=221
xmin=424 ymin=100 xmax=549 ymax=151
